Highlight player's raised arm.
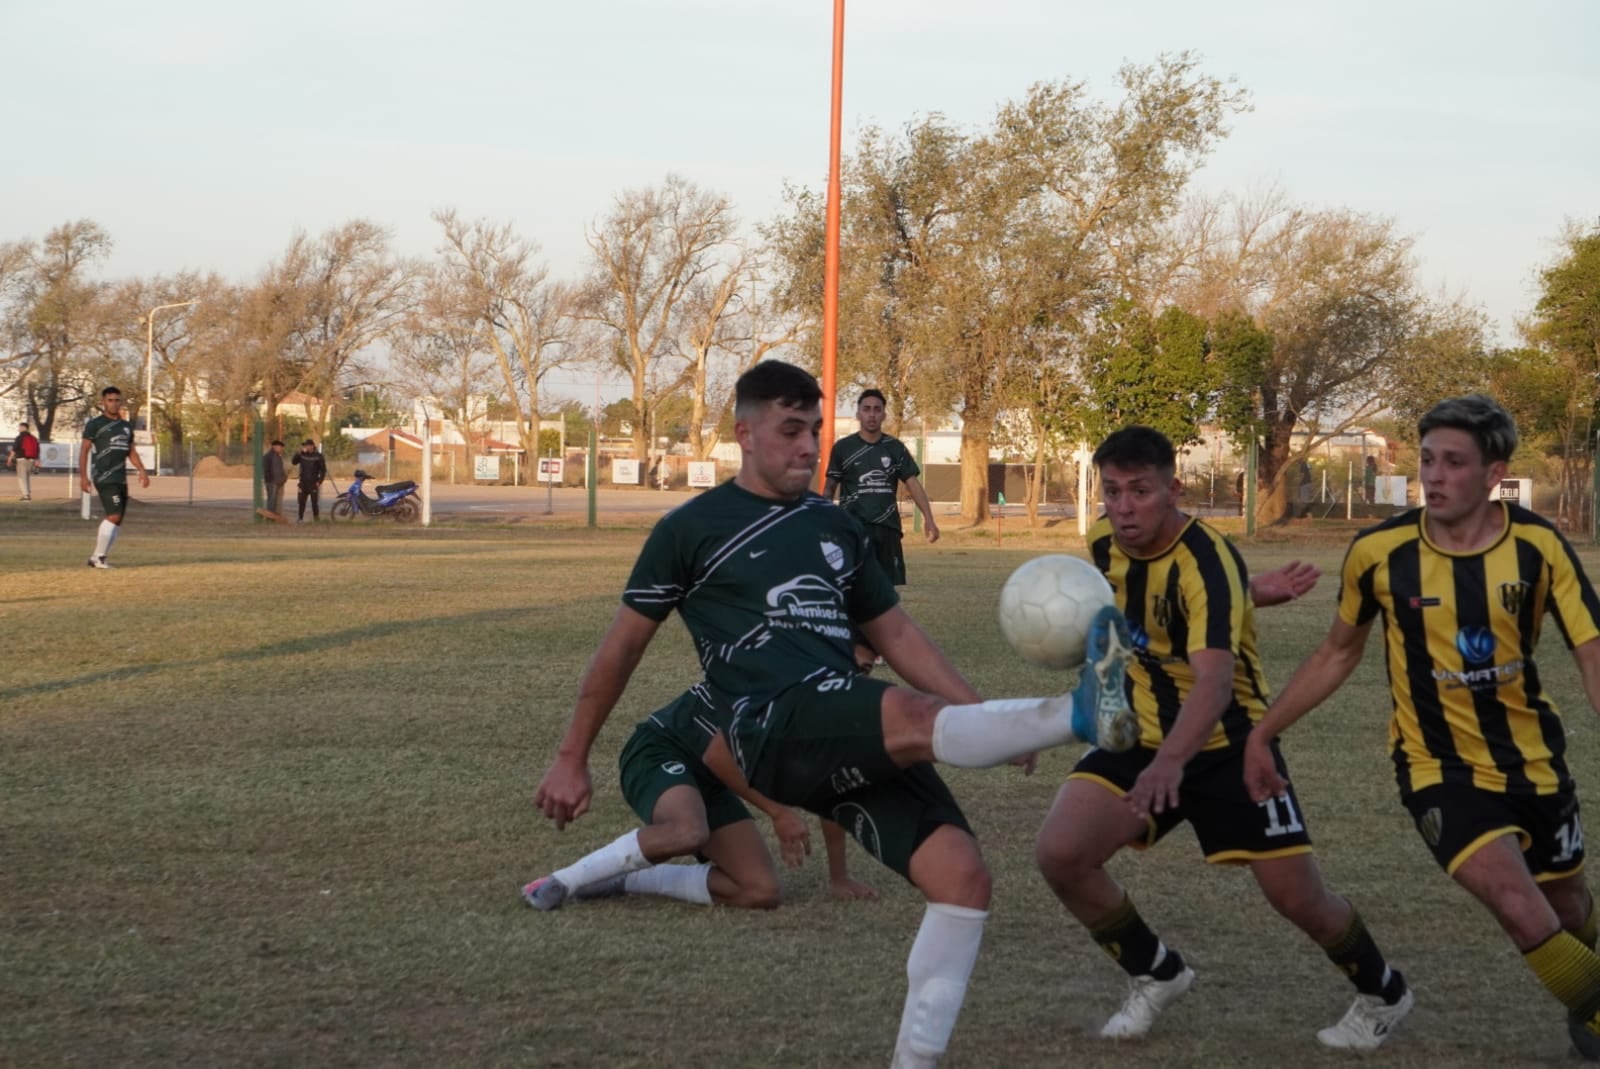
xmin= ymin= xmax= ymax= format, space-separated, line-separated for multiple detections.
xmin=535 ymin=604 xmax=661 ymax=829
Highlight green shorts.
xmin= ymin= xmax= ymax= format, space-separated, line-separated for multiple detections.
xmin=94 ymin=482 xmax=128 ymax=518
xmin=616 ymin=722 xmax=750 ymax=831
xmin=729 ymin=673 xmax=971 ymax=879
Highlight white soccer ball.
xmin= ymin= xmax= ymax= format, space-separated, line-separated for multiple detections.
xmin=998 ymin=554 xmax=1115 ymax=670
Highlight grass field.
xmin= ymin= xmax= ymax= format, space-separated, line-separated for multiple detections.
xmin=5 ymin=499 xmax=1599 ymax=1067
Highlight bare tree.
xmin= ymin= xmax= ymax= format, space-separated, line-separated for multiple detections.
xmin=393 ymin=260 xmax=506 ymax=455
xmin=431 ymin=210 xmax=575 ymax=461
xmin=584 ymin=175 xmax=738 ymax=460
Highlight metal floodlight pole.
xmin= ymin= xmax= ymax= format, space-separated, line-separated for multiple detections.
xmin=817 ymin=0 xmax=845 ymax=490
xmin=143 ymin=299 xmax=199 ymax=470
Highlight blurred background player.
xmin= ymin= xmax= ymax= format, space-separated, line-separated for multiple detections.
xmin=1246 ymin=394 xmax=1600 ymax=1058
xmin=1036 ymin=425 xmax=1412 ymax=1050
xmin=824 ymin=388 xmax=939 ymax=586
xmin=79 ymin=386 xmax=150 ymax=569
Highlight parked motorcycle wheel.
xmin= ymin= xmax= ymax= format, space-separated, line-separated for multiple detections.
xmin=391 ymin=498 xmax=420 ymax=524
xmin=330 ymin=499 xmax=357 ymax=522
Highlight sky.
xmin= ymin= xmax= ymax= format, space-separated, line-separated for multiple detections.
xmin=2 ymin=0 xmax=1595 ymax=405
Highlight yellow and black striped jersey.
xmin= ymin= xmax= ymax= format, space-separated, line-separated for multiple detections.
xmin=1089 ymin=516 xmax=1270 ymax=752
xmin=1338 ymin=502 xmax=1600 ymax=796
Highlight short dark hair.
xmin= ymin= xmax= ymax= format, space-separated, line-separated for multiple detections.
xmin=1092 ymin=426 xmax=1176 ymax=475
xmin=735 ymin=361 xmax=822 ymax=419
xmin=857 ymin=388 xmax=886 ymax=408
xmin=1417 ymin=394 xmax=1517 ymax=465
xmin=271 ymin=439 xmax=284 ymax=447
xmin=18 ymin=422 xmax=27 ymax=430
xmin=302 ymin=439 xmax=315 ymax=447
xmin=101 ymin=386 xmax=121 ymax=398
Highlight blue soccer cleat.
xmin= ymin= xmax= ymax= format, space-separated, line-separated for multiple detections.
xmin=520 ymin=876 xmax=570 ymax=912
xmin=1070 ymin=605 xmax=1139 ymax=752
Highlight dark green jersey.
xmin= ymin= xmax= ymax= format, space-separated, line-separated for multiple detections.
xmin=826 ymin=432 xmax=920 ymax=532
xmin=82 ymin=415 xmax=134 ymax=485
xmin=622 ymin=480 xmax=899 ymax=713
xmin=639 ymin=684 xmax=723 ymax=757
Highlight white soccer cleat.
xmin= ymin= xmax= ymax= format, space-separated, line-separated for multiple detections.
xmin=1071 ymin=605 xmax=1138 ymax=752
xmin=1317 ymin=986 xmax=1413 ymax=1050
xmin=1100 ymin=965 xmax=1196 ymax=1039
xmin=86 ymin=556 xmax=112 ymax=570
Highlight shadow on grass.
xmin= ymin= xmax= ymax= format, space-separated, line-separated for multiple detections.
xmin=0 ymin=605 xmax=535 ymax=702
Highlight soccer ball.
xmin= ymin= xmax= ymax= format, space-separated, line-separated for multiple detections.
xmin=998 ymin=554 xmax=1115 ymax=670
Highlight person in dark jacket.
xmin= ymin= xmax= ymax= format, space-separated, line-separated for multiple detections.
xmin=290 ymin=439 xmax=327 ymax=522
xmin=263 ymin=440 xmax=288 ymax=515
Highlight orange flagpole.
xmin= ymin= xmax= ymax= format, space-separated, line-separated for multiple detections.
xmin=818 ymin=0 xmax=844 ymax=490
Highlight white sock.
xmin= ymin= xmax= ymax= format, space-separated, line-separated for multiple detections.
xmin=93 ymin=520 xmax=116 ymax=558
xmin=549 ymin=829 xmax=650 ymax=890
xmin=892 ymin=903 xmax=988 ymax=1068
xmin=931 ymin=697 xmax=1081 ymax=767
xmin=623 ymin=862 xmax=714 ymax=905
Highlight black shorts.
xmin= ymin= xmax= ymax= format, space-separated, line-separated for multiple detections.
xmin=1070 ymin=742 xmax=1314 ymax=864
xmin=865 ymin=525 xmax=906 ymax=585
xmin=1402 ymin=783 xmax=1585 ymax=881
xmin=94 ymin=482 xmax=128 ymax=518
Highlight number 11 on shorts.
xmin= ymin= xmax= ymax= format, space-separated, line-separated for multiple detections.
xmin=1260 ymin=794 xmax=1305 ymax=838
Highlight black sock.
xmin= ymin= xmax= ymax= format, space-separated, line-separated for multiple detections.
xmin=1090 ymin=894 xmax=1185 ymax=979
xmin=1321 ymin=906 xmax=1404 ymax=1002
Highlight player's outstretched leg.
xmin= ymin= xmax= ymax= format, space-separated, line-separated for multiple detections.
xmin=927 ymin=606 xmax=1137 ymax=768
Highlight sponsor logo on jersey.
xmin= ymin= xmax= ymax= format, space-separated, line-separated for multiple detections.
xmin=831 ymin=801 xmax=882 ymax=863
xmin=661 ymin=761 xmax=686 ymax=775
xmin=1455 ymin=626 xmax=1496 ymax=664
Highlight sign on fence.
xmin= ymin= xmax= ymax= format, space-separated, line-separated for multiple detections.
xmin=688 ymin=461 xmax=716 ymax=489
xmin=537 ymin=457 xmax=563 ymax=484
xmin=474 ymin=455 xmax=500 ymax=481
xmin=612 ymin=459 xmax=639 ymax=485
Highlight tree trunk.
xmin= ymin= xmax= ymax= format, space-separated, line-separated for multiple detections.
xmin=959 ymin=412 xmax=992 ymax=523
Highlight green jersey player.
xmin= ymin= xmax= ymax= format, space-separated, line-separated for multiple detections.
xmin=823 ymin=388 xmax=939 ymax=585
xmin=533 ymin=360 xmax=1139 ymax=1069
xmin=79 ymin=385 xmax=150 ymax=569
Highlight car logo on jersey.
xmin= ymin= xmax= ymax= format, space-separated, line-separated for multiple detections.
xmin=819 ymin=541 xmax=844 ymax=571
xmin=1455 ymin=626 xmax=1496 ymax=664
xmin=767 ymin=574 xmax=841 ymax=612
xmin=1499 ymin=581 xmax=1530 ymax=615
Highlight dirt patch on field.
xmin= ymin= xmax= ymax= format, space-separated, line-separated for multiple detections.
xmin=191 ymin=456 xmax=254 ymax=479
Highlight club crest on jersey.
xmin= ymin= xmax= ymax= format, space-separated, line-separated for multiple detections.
xmin=820 ymin=540 xmax=844 ymax=571
xmin=1150 ymin=594 xmax=1174 ymax=630
xmin=1499 ymin=581 xmax=1530 ymax=615
xmin=880 ymin=456 xmax=891 ymax=468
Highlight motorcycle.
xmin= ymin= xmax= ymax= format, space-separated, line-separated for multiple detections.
xmin=329 ymin=470 xmax=421 ymax=523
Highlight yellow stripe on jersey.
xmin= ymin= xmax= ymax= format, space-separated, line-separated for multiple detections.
xmin=1088 ymin=516 xmax=1270 ymax=751
xmin=1338 ymin=502 xmax=1600 ymax=796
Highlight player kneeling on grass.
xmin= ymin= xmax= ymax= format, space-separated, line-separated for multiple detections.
xmin=523 ymin=681 xmax=876 ymax=911
xmin=534 ymin=360 xmax=1139 ymax=1069
xmin=1034 ymin=426 xmax=1413 ymax=1050
xmin=1245 ymin=395 xmax=1600 ymax=1060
